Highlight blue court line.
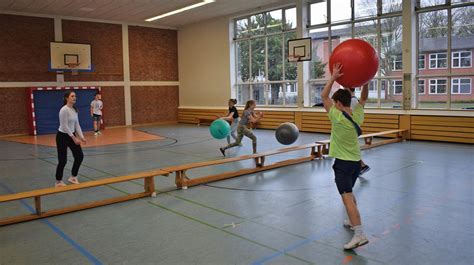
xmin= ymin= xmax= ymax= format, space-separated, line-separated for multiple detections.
xmin=251 ymin=192 xmax=413 ymax=265
xmin=0 ymin=182 xmax=102 ymax=265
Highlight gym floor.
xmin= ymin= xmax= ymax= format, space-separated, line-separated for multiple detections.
xmin=0 ymin=124 xmax=472 ymax=265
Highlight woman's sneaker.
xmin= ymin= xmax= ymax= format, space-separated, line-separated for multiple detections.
xmin=219 ymin=148 xmax=226 ymax=157
xmin=55 ymin=181 xmax=67 ymax=188
xmin=344 ymin=234 xmax=369 ymax=250
xmin=68 ymin=176 xmax=80 ymax=184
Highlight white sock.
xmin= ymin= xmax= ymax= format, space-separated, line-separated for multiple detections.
xmin=353 ymin=225 xmax=364 ymax=236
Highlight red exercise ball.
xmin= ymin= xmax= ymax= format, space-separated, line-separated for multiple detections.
xmin=329 ymin=39 xmax=379 ymax=88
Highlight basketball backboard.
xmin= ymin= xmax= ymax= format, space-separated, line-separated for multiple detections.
xmin=50 ymin=42 xmax=92 ymax=72
xmin=288 ymin=38 xmax=312 ymax=62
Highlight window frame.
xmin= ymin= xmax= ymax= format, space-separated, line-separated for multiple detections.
xmin=451 ymin=78 xmax=472 ymax=94
xmin=452 ymin=51 xmax=472 ymax=68
xmin=392 ymin=80 xmax=403 ymax=95
xmin=428 ymin=79 xmax=448 ymax=95
xmin=418 ymin=54 xmax=426 ymax=70
xmin=392 ymin=54 xmax=403 ymax=71
xmin=429 ymin=53 xmax=448 ymax=69
xmin=418 ymin=79 xmax=425 ymax=94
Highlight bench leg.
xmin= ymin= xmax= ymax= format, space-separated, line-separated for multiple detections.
xmin=34 ymin=196 xmax=41 ymax=215
xmin=175 ymin=170 xmax=188 ymax=190
xmin=364 ymin=137 xmax=373 ymax=146
xmin=255 ymin=157 xmax=265 ymax=167
xmin=144 ymin=177 xmax=155 ymax=195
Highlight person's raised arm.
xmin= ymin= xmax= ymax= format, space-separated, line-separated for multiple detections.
xmin=321 ymin=63 xmax=343 ymax=112
xmin=359 ymin=82 xmax=369 ymax=106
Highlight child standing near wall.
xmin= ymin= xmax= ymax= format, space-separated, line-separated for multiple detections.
xmin=90 ymin=92 xmax=103 ymax=136
xmin=220 ymin=100 xmax=263 ymax=156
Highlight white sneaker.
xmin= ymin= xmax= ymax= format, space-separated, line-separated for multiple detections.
xmin=97 ymin=131 xmax=102 ymax=135
xmin=68 ymin=176 xmax=80 ymax=184
xmin=343 ymin=219 xmax=354 ymax=230
xmin=344 ymin=234 xmax=369 ymax=250
xmin=94 ymin=132 xmax=98 ymax=136
xmin=55 ymin=181 xmax=67 ymax=188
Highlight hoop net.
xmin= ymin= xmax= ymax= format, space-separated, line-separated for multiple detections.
xmin=67 ymin=63 xmax=80 ymax=75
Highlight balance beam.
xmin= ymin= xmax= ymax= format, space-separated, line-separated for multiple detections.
xmin=0 ymin=169 xmax=165 ymax=226
xmin=162 ymin=143 xmax=323 ymax=189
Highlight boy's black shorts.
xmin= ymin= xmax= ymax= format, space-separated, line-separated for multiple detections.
xmin=332 ymin=159 xmax=361 ymax=194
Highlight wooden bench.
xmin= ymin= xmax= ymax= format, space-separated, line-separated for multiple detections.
xmin=196 ymin=115 xmax=219 ymax=126
xmin=0 ymin=169 xmax=166 ymax=226
xmin=316 ymin=129 xmax=408 ymax=154
xmin=161 ymin=143 xmax=324 ymax=189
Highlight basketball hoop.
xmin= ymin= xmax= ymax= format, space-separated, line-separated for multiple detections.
xmin=288 ymin=54 xmax=302 ymax=63
xmin=67 ymin=63 xmax=80 ymax=75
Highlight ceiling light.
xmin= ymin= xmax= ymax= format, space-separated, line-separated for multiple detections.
xmin=146 ymin=0 xmax=215 ymax=22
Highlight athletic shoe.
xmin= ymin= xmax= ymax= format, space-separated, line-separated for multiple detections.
xmin=94 ymin=132 xmax=99 ymax=136
xmin=98 ymin=131 xmax=102 ymax=135
xmin=344 ymin=234 xmax=369 ymax=250
xmin=219 ymin=148 xmax=226 ymax=157
xmin=55 ymin=181 xmax=67 ymax=188
xmin=343 ymin=219 xmax=354 ymax=230
xmin=68 ymin=176 xmax=80 ymax=184
xmin=360 ymin=165 xmax=371 ymax=175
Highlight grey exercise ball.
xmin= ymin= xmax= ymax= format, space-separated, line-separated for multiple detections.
xmin=275 ymin=122 xmax=299 ymax=145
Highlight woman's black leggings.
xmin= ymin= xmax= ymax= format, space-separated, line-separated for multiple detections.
xmin=55 ymin=131 xmax=84 ymax=181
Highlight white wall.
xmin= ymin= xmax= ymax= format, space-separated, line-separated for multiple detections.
xmin=178 ymin=16 xmax=231 ymax=107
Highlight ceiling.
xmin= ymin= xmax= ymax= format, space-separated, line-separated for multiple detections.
xmin=0 ymin=0 xmax=294 ymax=28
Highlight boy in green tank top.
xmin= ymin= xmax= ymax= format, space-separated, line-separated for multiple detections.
xmin=321 ymin=63 xmax=369 ymax=250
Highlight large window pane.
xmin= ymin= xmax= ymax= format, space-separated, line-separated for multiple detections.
xmin=236 ymin=41 xmax=249 ymax=83
xmin=331 ymin=0 xmax=351 ymax=22
xmin=331 ymin=24 xmax=352 ymax=52
xmin=266 ymin=9 xmax=282 ymax=34
xmin=452 ymin=6 xmax=474 ymax=75
xmin=285 ymin=83 xmax=298 ymax=105
xmin=354 ymin=20 xmax=377 ymax=50
xmin=308 ymin=82 xmax=325 ymax=107
xmin=268 ymin=83 xmax=284 ymax=105
xmin=381 ymin=16 xmax=403 ymax=77
xmin=252 ymin=84 xmax=266 ymax=104
xmin=355 ymin=0 xmax=377 ymax=18
xmin=249 ymin=14 xmax=265 ymax=36
xmin=309 ymin=27 xmax=329 ymax=80
xmin=382 ymin=0 xmax=402 ymax=13
xmin=235 ymin=18 xmax=248 ymax=38
xmin=285 ymin=32 xmax=298 ymax=80
xmin=251 ymin=38 xmax=266 ymax=81
xmin=237 ymin=85 xmax=250 ymax=104
xmin=380 ymin=79 xmax=402 ymax=108
xmin=310 ymin=1 xmax=327 ymax=25
xmin=451 ymin=76 xmax=474 ymax=109
xmin=419 ymin=10 xmax=448 ymax=81
xmin=285 ymin=8 xmax=297 ymax=29
xmin=268 ymin=35 xmax=283 ymax=81
xmin=419 ymin=0 xmax=446 ymax=8
xmin=419 ymin=79 xmax=448 ymax=108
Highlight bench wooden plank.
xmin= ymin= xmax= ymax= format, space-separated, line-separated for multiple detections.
xmin=162 ymin=143 xmax=320 ymax=172
xmin=0 ymin=169 xmax=166 ymax=203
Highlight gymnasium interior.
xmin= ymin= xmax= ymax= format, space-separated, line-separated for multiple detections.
xmin=0 ymin=0 xmax=473 ymax=264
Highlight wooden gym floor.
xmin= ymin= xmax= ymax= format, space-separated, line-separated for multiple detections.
xmin=0 ymin=124 xmax=472 ymax=264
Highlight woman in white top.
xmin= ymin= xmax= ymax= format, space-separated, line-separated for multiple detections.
xmin=55 ymin=91 xmax=86 ymax=188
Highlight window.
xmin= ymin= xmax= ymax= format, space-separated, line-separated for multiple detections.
xmin=310 ymin=1 xmax=327 ymax=25
xmin=429 ymin=53 xmax=447 ymax=69
xmin=418 ymin=54 xmax=425 ymax=69
xmin=452 ymin=78 xmax=471 ymax=94
xmin=429 ymin=79 xmax=447 ymax=94
xmin=418 ymin=79 xmax=425 ymax=94
xmin=392 ymin=54 xmax=402 ymax=70
xmin=393 ymin=80 xmax=403 ymax=95
xmin=234 ymin=7 xmax=297 ymax=106
xmin=452 ymin=51 xmax=472 ymax=68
